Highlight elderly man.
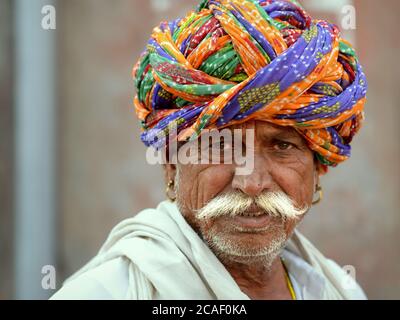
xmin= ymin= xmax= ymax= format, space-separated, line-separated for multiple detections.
xmin=52 ymin=0 xmax=367 ymax=300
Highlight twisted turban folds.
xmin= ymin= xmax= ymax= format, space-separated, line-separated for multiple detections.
xmin=133 ymin=0 xmax=367 ymax=170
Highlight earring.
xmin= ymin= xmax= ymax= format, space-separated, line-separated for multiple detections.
xmin=165 ymin=179 xmax=176 ymax=202
xmin=312 ymin=184 xmax=323 ymax=205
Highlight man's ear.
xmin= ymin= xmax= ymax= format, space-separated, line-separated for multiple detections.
xmin=163 ymin=163 xmax=177 ymax=185
xmin=313 ymin=156 xmax=323 ymax=190
xmin=314 ymin=167 xmax=320 ymax=191
xmin=313 ymin=153 xmax=328 ymax=179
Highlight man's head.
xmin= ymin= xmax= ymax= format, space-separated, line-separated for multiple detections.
xmin=165 ymin=120 xmax=318 ymax=268
xmin=133 ymin=0 xmax=367 ymax=267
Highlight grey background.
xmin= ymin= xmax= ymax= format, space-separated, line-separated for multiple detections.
xmin=1 ymin=0 xmax=399 ymax=299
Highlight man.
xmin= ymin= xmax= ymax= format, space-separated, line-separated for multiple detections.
xmin=51 ymin=0 xmax=367 ymax=299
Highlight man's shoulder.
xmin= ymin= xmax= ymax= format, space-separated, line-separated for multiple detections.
xmin=285 ymin=231 xmax=368 ymax=300
xmin=323 ymin=257 xmax=368 ymax=300
xmin=50 ymin=257 xmax=130 ymax=300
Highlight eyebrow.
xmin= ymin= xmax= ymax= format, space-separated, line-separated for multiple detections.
xmin=259 ymin=127 xmax=300 ymax=138
xmin=258 ymin=128 xmax=305 ymax=143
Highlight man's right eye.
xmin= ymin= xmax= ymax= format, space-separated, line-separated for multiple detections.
xmin=274 ymin=141 xmax=295 ymax=151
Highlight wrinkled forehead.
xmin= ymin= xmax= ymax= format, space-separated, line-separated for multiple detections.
xmin=174 ymin=120 xmax=311 ymax=155
xmin=221 ymin=120 xmax=306 ymax=142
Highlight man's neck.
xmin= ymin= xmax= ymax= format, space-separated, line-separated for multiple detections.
xmin=219 ymin=254 xmax=293 ymax=300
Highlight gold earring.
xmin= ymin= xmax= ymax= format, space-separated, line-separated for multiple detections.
xmin=165 ymin=179 xmax=176 ymax=202
xmin=312 ymin=184 xmax=323 ymax=205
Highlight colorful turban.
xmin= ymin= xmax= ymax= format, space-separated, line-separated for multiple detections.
xmin=133 ymin=0 xmax=367 ymax=169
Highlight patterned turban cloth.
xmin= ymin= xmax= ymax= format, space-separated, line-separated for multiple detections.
xmin=133 ymin=0 xmax=367 ymax=170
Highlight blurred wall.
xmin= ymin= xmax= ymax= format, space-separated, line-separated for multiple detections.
xmin=299 ymin=0 xmax=400 ymax=299
xmin=0 ymin=0 xmax=14 ymax=299
xmin=2 ymin=0 xmax=398 ymax=299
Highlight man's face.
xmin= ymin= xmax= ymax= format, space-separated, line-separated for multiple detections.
xmin=168 ymin=120 xmax=318 ymax=265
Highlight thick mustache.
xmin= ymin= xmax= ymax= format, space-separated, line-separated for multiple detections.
xmin=196 ymin=191 xmax=308 ymax=221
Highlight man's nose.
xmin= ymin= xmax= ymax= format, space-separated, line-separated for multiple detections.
xmin=231 ymin=153 xmax=274 ymax=197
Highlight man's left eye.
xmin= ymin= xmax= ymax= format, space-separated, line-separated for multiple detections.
xmin=274 ymin=141 xmax=294 ymax=150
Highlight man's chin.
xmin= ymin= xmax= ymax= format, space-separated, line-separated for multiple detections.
xmin=210 ymin=241 xmax=285 ymax=267
xmin=201 ymin=225 xmax=288 ymax=265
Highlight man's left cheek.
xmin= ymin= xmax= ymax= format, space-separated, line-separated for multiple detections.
xmin=200 ymin=166 xmax=233 ymax=194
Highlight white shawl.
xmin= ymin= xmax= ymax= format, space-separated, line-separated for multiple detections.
xmin=52 ymin=200 xmax=366 ymax=300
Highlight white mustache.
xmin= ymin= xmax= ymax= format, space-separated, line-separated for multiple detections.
xmin=196 ymin=191 xmax=308 ymax=221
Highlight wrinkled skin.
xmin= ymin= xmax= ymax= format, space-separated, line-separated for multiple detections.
xmin=164 ymin=120 xmax=320 ymax=299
